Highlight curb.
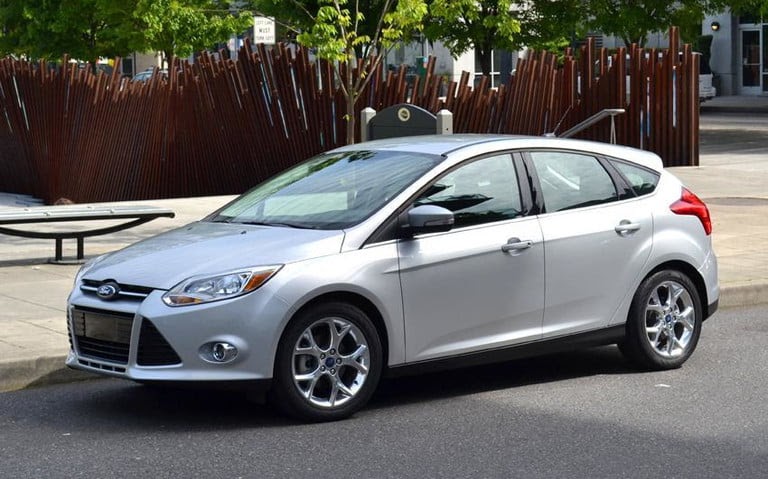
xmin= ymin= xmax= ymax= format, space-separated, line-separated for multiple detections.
xmin=0 ymin=355 xmax=98 ymax=393
xmin=2 ymin=282 xmax=767 ymax=394
xmin=718 ymin=280 xmax=768 ymax=309
xmin=701 ymin=105 xmax=768 ymax=114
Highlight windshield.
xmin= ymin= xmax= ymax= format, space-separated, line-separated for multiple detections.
xmin=207 ymin=150 xmax=442 ymax=230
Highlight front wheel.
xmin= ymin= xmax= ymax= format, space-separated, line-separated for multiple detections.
xmin=620 ymin=270 xmax=702 ymax=370
xmin=271 ymin=302 xmax=382 ymax=422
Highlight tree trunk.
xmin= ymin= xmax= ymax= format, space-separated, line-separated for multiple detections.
xmin=345 ymin=90 xmax=356 ymax=145
xmin=622 ymin=35 xmax=646 ymax=48
xmin=344 ymin=49 xmax=357 ymax=145
xmin=478 ymin=48 xmax=492 ymax=81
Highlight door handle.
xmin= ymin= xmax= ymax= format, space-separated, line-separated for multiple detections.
xmin=501 ymin=238 xmax=533 ymax=253
xmin=615 ymin=220 xmax=641 ymax=235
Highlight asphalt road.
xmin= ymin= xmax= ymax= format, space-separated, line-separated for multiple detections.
xmin=700 ymin=111 xmax=768 ymax=155
xmin=1 ymin=304 xmax=767 ymax=479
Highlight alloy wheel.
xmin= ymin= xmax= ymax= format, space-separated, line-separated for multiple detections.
xmin=291 ymin=317 xmax=371 ymax=408
xmin=644 ymin=280 xmax=696 ymax=358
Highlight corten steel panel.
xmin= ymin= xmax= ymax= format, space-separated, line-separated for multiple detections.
xmin=369 ymin=104 xmax=437 ymax=140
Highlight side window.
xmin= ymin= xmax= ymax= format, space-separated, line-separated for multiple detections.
xmin=415 ymin=154 xmax=522 ymax=228
xmin=530 ymin=151 xmax=618 ymax=212
xmin=610 ymin=160 xmax=660 ymax=196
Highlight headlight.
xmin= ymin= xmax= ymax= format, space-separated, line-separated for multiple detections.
xmin=162 ymin=266 xmax=282 ymax=306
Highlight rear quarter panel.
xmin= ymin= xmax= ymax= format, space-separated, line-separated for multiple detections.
xmin=607 ymin=172 xmax=718 ymax=326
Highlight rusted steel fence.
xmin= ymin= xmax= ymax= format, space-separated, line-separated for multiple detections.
xmin=0 ymin=28 xmax=698 ymax=204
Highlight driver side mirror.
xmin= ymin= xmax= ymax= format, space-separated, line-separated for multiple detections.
xmin=401 ymin=205 xmax=454 ymax=237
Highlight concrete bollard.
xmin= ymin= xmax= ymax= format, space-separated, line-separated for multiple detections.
xmin=436 ymin=110 xmax=453 ymax=135
xmin=360 ymin=107 xmax=376 ymax=142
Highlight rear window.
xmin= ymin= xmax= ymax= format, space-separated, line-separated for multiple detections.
xmin=611 ymin=160 xmax=659 ymax=196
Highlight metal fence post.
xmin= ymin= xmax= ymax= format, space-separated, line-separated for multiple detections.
xmin=436 ymin=110 xmax=453 ymax=135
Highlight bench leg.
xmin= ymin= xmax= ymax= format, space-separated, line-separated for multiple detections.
xmin=77 ymin=237 xmax=84 ymax=260
xmin=55 ymin=238 xmax=63 ymax=262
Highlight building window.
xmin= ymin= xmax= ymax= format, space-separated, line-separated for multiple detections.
xmin=475 ymin=50 xmax=501 ymax=88
xmin=474 ymin=50 xmax=517 ymax=88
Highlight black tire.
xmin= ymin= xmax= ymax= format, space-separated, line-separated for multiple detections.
xmin=620 ymin=270 xmax=702 ymax=370
xmin=270 ymin=301 xmax=383 ymax=422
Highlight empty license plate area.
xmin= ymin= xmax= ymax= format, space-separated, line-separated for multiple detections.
xmin=72 ymin=308 xmax=133 ymax=344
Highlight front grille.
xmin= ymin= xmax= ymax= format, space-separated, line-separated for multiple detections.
xmin=137 ymin=319 xmax=181 ymax=366
xmin=80 ymin=279 xmax=154 ymax=301
xmin=66 ymin=310 xmax=73 ymax=350
xmin=76 ymin=338 xmax=130 ymax=363
xmin=77 ymin=359 xmax=126 ymax=373
xmin=72 ymin=307 xmax=133 ymax=364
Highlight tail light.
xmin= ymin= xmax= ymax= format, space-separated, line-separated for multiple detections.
xmin=670 ymin=187 xmax=712 ymax=235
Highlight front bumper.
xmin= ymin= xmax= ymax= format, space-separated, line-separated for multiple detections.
xmin=66 ymin=283 xmax=290 ymax=383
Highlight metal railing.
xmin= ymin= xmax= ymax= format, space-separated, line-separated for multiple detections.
xmin=556 ymin=108 xmax=626 ymax=143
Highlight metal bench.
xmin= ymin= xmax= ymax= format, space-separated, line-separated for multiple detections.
xmin=0 ymin=204 xmax=175 ymax=263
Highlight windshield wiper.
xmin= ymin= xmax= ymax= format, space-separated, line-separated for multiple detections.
xmin=240 ymin=221 xmax=316 ymax=229
xmin=209 ymin=216 xmax=233 ymax=223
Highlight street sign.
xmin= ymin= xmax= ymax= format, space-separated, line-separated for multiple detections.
xmin=254 ymin=16 xmax=276 ymax=45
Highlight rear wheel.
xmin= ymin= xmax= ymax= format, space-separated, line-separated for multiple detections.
xmin=271 ymin=302 xmax=382 ymax=422
xmin=620 ymin=270 xmax=702 ymax=370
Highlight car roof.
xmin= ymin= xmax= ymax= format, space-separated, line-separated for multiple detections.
xmin=333 ymin=134 xmax=664 ymax=172
xmin=334 ymin=134 xmax=511 ymax=155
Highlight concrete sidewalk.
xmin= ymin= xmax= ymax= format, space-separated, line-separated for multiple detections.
xmin=1 ymin=109 xmax=767 ymax=392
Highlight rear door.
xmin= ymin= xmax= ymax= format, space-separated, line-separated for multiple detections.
xmin=397 ymin=153 xmax=545 ymax=362
xmin=525 ymin=150 xmax=653 ymax=337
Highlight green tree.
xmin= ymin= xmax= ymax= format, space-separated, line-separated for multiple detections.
xmin=249 ymin=0 xmax=391 ymax=54
xmin=0 ymin=0 xmax=139 ymax=64
xmin=587 ymin=0 xmax=723 ymax=47
xmin=278 ymin=0 xmax=427 ymax=144
xmin=134 ymin=0 xmax=253 ymax=67
xmin=246 ymin=0 xmax=319 ymax=37
xmin=514 ymin=0 xmax=587 ymax=53
xmin=729 ymin=0 xmax=768 ymax=17
xmin=424 ymin=0 xmax=520 ymax=78
xmin=0 ymin=0 xmax=28 ymax=56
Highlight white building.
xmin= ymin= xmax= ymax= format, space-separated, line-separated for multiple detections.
xmin=387 ymin=40 xmax=520 ymax=89
xmin=705 ymin=9 xmax=764 ymax=96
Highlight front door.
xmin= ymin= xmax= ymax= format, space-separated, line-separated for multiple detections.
xmin=741 ymin=28 xmax=762 ymax=95
xmin=398 ymin=153 xmax=545 ymax=362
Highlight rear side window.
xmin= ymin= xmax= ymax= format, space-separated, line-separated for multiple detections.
xmin=529 ymin=151 xmax=618 ymax=212
xmin=611 ymin=160 xmax=660 ymax=196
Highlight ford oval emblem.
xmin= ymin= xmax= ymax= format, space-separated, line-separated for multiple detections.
xmin=97 ymin=282 xmax=120 ymax=300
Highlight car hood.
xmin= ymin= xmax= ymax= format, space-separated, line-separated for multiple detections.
xmin=82 ymin=221 xmax=345 ymax=289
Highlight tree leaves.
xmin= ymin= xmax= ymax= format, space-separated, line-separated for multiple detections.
xmin=587 ymin=0 xmax=725 ymax=47
xmin=291 ymin=0 xmax=427 ymax=143
xmin=0 ymin=0 xmax=252 ymax=64
xmin=134 ymin=0 xmax=253 ymax=62
xmin=423 ymin=0 xmax=520 ymax=76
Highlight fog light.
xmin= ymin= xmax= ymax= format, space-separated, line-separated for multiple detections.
xmin=211 ymin=342 xmax=238 ymax=363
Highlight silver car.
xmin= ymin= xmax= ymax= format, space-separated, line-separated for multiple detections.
xmin=66 ymin=135 xmax=718 ymax=421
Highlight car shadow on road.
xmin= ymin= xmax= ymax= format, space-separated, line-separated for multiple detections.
xmin=369 ymin=345 xmax=639 ymax=409
xmin=58 ymin=379 xmax=293 ymax=429
xmin=24 ymin=345 xmax=641 ymax=431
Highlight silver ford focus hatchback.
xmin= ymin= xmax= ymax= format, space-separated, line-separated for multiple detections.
xmin=67 ymin=135 xmax=718 ymax=421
